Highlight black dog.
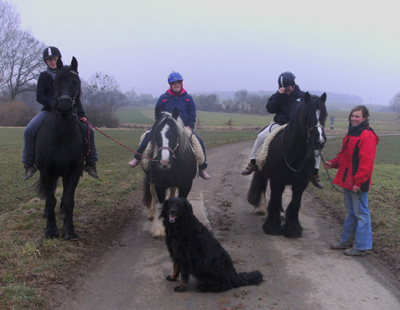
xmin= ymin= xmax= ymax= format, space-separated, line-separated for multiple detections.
xmin=161 ymin=197 xmax=263 ymax=292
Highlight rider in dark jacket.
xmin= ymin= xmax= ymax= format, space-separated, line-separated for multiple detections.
xmin=242 ymin=71 xmax=323 ymax=188
xmin=22 ymin=46 xmax=99 ymax=180
xmin=266 ymin=84 xmax=304 ymax=125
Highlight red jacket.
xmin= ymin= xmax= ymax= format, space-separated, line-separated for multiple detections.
xmin=329 ymin=122 xmax=379 ymax=192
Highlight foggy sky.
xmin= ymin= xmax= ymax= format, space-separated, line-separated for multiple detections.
xmin=8 ymin=0 xmax=400 ymax=106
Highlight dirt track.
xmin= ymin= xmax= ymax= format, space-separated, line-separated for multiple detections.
xmin=58 ymin=140 xmax=400 ymax=310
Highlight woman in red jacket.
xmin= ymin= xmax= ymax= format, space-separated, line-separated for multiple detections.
xmin=323 ymin=106 xmax=379 ymax=256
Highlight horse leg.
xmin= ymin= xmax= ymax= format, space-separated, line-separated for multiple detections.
xmin=283 ymin=185 xmax=305 ymax=238
xmin=146 ymin=183 xmax=158 ymax=221
xmin=42 ymin=178 xmax=59 ymax=239
xmin=262 ymin=181 xmax=285 ymax=235
xmin=60 ymin=175 xmax=79 ymax=240
xmin=150 ymin=185 xmax=167 ymax=238
xmin=253 ymin=189 xmax=267 ymax=215
xmin=247 ymin=170 xmax=268 ymax=215
xmin=168 ymin=187 xmax=177 ymax=199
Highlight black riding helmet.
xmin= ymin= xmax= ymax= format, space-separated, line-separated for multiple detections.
xmin=43 ymin=46 xmax=62 ymax=62
xmin=278 ymin=71 xmax=296 ymax=91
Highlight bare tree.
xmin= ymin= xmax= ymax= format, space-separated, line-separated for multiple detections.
xmin=1 ymin=29 xmax=44 ymax=100
xmin=81 ymin=73 xmax=128 ymax=127
xmin=234 ymin=89 xmax=248 ymax=113
xmin=0 ymin=0 xmax=20 ymax=87
xmin=390 ymin=92 xmax=400 ymax=119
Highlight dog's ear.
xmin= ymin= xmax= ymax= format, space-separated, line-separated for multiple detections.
xmin=183 ymin=199 xmax=193 ymax=216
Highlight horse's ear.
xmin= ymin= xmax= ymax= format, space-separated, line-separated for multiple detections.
xmin=56 ymin=57 xmax=63 ymax=70
xmin=71 ymin=57 xmax=78 ymax=73
xmin=155 ymin=107 xmax=162 ymax=120
xmin=172 ymin=107 xmax=179 ymax=120
xmin=320 ymin=92 xmax=327 ymax=103
xmin=304 ymin=92 xmax=311 ymax=103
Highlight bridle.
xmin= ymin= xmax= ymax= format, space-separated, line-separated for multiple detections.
xmin=55 ymin=70 xmax=80 ymax=109
xmin=282 ymin=113 xmax=325 ymax=172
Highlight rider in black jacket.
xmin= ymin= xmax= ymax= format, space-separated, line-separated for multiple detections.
xmin=241 ymin=71 xmax=323 ymax=189
xmin=22 ymin=46 xmax=99 ymax=180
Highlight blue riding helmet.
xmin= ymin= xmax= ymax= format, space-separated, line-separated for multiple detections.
xmin=168 ymin=71 xmax=183 ymax=84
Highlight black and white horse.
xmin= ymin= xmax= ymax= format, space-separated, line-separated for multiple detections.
xmin=35 ymin=57 xmax=84 ymax=240
xmin=247 ymin=92 xmax=327 ymax=238
xmin=142 ymin=108 xmax=197 ymax=237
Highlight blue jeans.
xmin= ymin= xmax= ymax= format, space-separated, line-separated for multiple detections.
xmin=340 ymin=189 xmax=372 ymax=250
xmin=22 ymin=112 xmax=98 ymax=165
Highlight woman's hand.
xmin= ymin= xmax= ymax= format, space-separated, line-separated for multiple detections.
xmin=323 ymin=161 xmax=332 ymax=169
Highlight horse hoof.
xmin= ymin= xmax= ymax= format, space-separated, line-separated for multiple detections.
xmin=147 ymin=215 xmax=155 ymax=221
xmin=253 ymin=208 xmax=266 ymax=215
xmin=262 ymin=224 xmax=282 ymax=236
xmin=45 ymin=230 xmax=59 ymax=239
xmin=62 ymin=233 xmax=79 ymax=241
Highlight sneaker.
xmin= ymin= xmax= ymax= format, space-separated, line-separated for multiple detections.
xmin=84 ymin=162 xmax=99 ymax=179
xmin=128 ymin=158 xmax=139 ymax=168
xmin=241 ymin=163 xmax=257 ymax=176
xmin=24 ymin=164 xmax=37 ymax=181
xmin=199 ymin=169 xmax=211 ymax=180
xmin=330 ymin=241 xmax=352 ymax=250
xmin=310 ymin=174 xmax=323 ymax=189
xmin=344 ymin=248 xmax=368 ymax=256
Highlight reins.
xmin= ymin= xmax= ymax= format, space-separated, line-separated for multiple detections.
xmin=318 ymin=151 xmax=345 ymax=194
xmin=81 ymin=119 xmax=156 ymax=161
xmin=281 ymin=126 xmax=310 ymax=172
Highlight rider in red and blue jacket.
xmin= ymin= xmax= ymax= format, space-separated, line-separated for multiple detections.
xmin=129 ymin=71 xmax=210 ymax=180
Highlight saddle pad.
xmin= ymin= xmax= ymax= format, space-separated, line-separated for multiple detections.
xmin=255 ymin=124 xmax=287 ymax=171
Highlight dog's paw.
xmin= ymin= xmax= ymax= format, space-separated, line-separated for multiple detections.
xmin=174 ymin=285 xmax=186 ymax=293
xmin=166 ymin=275 xmax=177 ymax=282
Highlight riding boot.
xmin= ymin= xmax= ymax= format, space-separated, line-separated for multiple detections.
xmin=199 ymin=169 xmax=211 ymax=180
xmin=310 ymin=174 xmax=323 ymax=189
xmin=23 ymin=164 xmax=37 ymax=181
xmin=84 ymin=162 xmax=99 ymax=179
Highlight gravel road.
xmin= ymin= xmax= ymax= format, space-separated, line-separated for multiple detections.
xmin=59 ymin=140 xmax=400 ymax=310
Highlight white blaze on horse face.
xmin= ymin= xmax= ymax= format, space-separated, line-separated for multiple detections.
xmin=316 ymin=110 xmax=325 ymax=144
xmin=160 ymin=124 xmax=170 ymax=162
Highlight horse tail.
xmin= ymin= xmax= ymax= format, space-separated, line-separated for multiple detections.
xmin=35 ymin=178 xmax=58 ymax=199
xmin=143 ymin=175 xmax=152 ymax=208
xmin=247 ymin=170 xmax=268 ymax=206
xmin=236 ymin=271 xmax=263 ymax=287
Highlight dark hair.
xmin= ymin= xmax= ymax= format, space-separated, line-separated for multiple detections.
xmin=348 ymin=105 xmax=370 ymax=122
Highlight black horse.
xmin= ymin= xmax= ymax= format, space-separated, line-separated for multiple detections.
xmin=247 ymin=92 xmax=327 ymax=238
xmin=142 ymin=108 xmax=197 ymax=237
xmin=35 ymin=57 xmax=84 ymax=240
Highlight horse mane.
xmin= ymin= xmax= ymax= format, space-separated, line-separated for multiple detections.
xmin=152 ymin=111 xmax=192 ymax=155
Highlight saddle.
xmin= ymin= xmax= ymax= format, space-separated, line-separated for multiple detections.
xmin=255 ymin=124 xmax=287 ymax=171
xmin=139 ymin=129 xmax=205 ymax=172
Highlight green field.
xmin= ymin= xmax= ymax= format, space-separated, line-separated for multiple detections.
xmin=116 ymin=106 xmax=400 ymax=132
xmin=0 ymin=109 xmax=399 ymax=309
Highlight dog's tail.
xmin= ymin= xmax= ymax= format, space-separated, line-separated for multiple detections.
xmin=237 ymin=271 xmax=263 ymax=287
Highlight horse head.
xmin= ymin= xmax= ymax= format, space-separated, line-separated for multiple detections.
xmin=302 ymin=92 xmax=327 ymax=151
xmin=54 ymin=57 xmax=81 ymax=120
xmin=153 ymin=108 xmax=183 ymax=169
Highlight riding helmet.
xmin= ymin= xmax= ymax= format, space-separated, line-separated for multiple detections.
xmin=43 ymin=46 xmax=62 ymax=61
xmin=278 ymin=71 xmax=296 ymax=90
xmin=168 ymin=71 xmax=183 ymax=84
